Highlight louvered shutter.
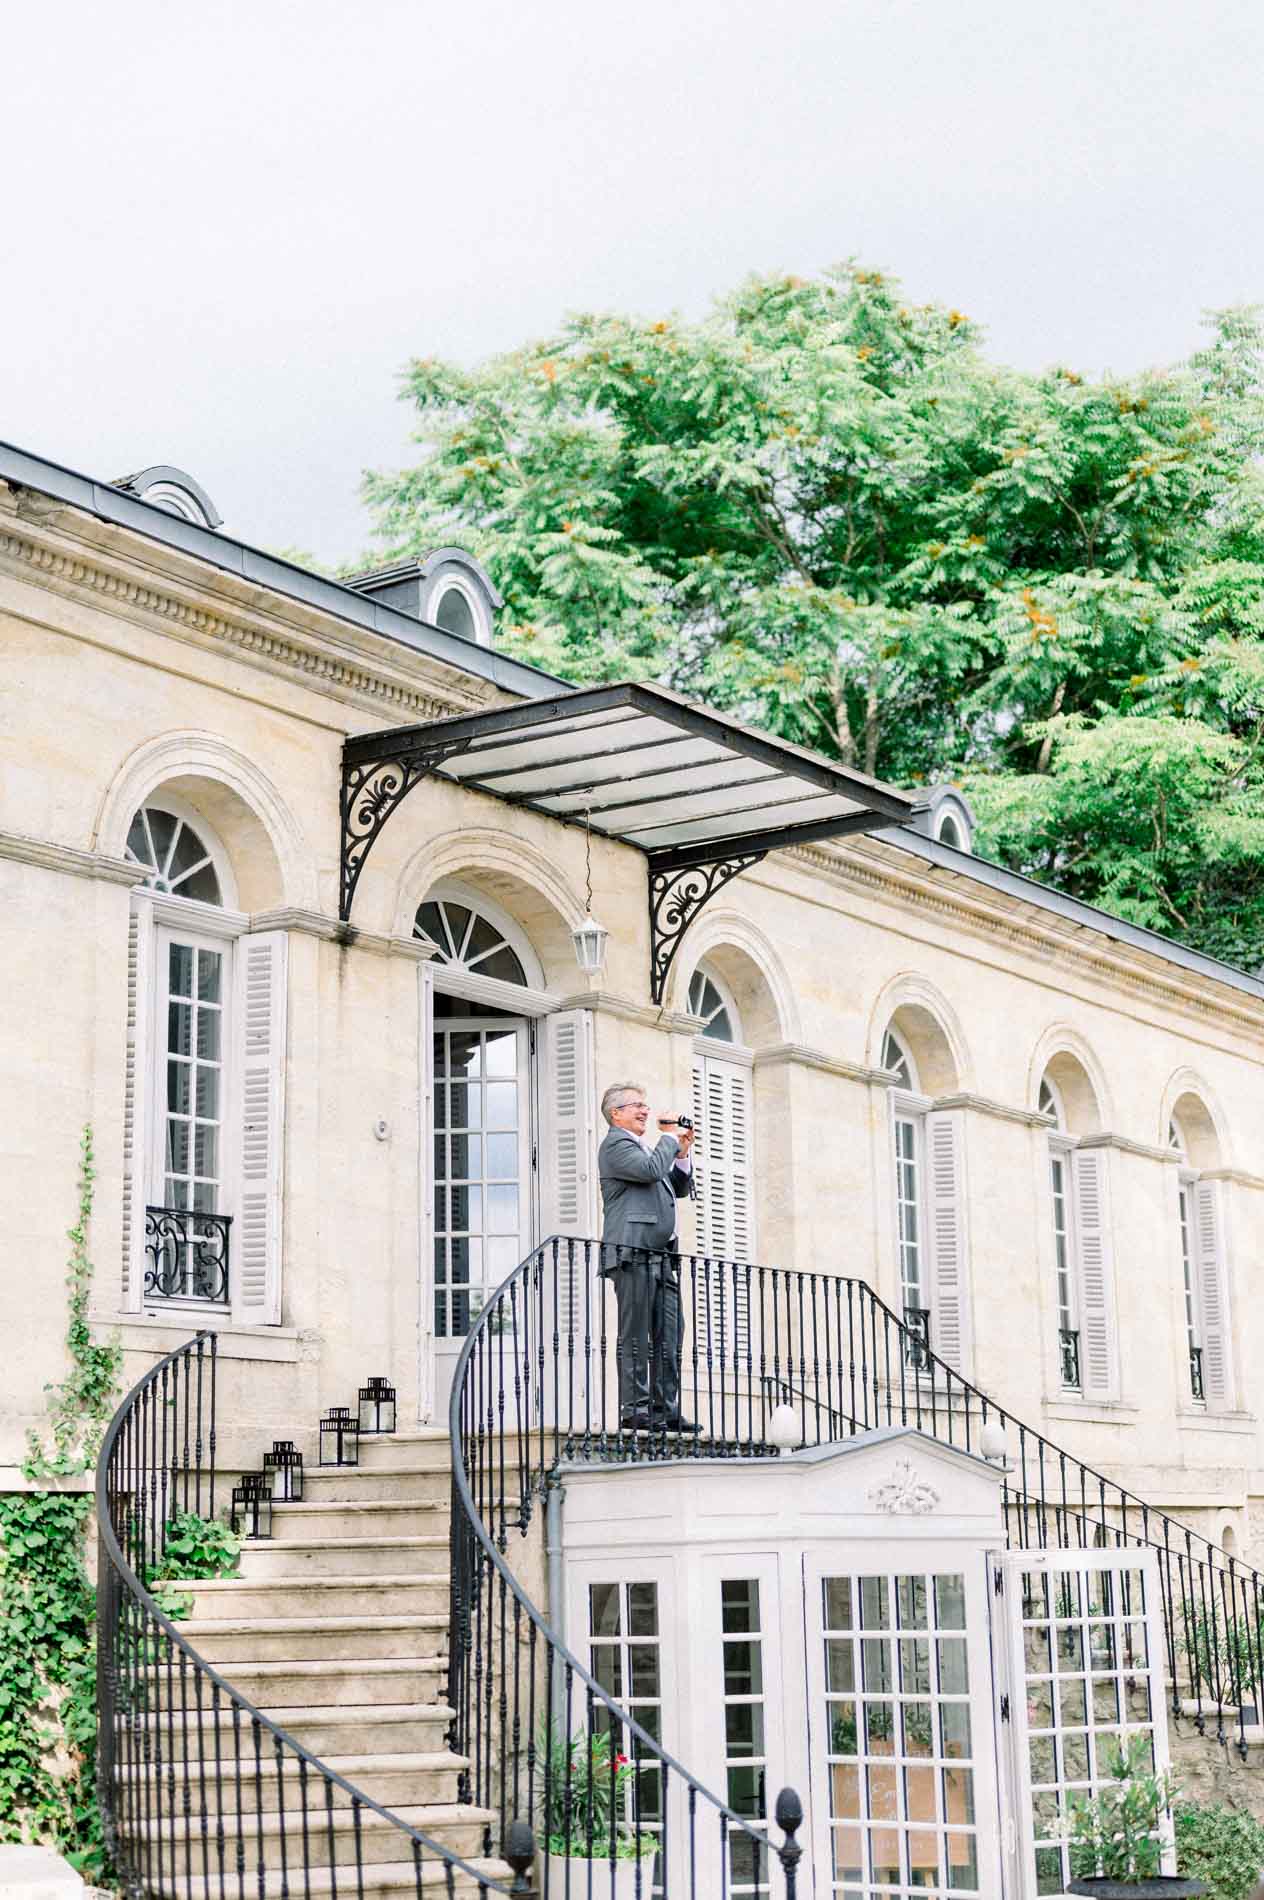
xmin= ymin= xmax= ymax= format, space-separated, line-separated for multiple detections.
xmin=1194 ymin=1180 xmax=1231 ymax=1409
xmin=419 ymin=962 xmax=436 ymax=1419
xmin=1072 ymin=1148 xmax=1117 ymax=1400
xmin=232 ymin=931 xmax=287 ymax=1325
xmin=691 ymin=1052 xmax=754 ymax=1360
xmin=120 ymin=896 xmax=154 ymax=1312
xmin=538 ymin=1009 xmax=598 ymax=1343
xmin=926 ymin=1109 xmax=970 ymax=1374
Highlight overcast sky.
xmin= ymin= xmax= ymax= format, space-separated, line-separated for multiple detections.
xmin=5 ymin=0 xmax=1262 ymax=566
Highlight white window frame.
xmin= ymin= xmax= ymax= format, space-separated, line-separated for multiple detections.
xmin=1039 ymin=1076 xmax=1118 ymax=1400
xmin=883 ymin=1029 xmax=932 ymax=1332
xmin=428 ymin=576 xmax=491 ymax=647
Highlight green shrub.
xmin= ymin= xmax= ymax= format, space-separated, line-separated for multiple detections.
xmin=145 ymin=1510 xmax=241 ymax=1619
xmin=1175 ymin=1800 xmax=1264 ymax=1900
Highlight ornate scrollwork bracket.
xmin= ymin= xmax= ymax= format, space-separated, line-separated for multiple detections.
xmin=648 ymin=851 xmax=767 ymax=1007
xmin=339 ymin=738 xmax=470 ymax=923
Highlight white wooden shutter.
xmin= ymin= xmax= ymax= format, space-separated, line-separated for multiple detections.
xmin=232 ymin=931 xmax=287 ymax=1325
xmin=1194 ymin=1180 xmax=1231 ymax=1409
xmin=538 ymin=1008 xmax=598 ymax=1241
xmin=537 ymin=1008 xmax=598 ymax=1396
xmin=1072 ymin=1147 xmax=1118 ymax=1400
xmin=692 ymin=1051 xmax=754 ymax=1359
xmin=926 ymin=1109 xmax=970 ymax=1374
xmin=120 ymin=896 xmax=154 ymax=1312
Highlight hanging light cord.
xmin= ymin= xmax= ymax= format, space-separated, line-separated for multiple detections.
xmin=584 ymin=808 xmax=593 ymax=915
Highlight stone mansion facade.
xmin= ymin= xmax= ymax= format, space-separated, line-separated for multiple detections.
xmin=2 ymin=442 xmax=1262 ymax=1569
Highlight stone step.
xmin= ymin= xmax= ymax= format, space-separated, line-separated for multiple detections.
xmin=351 ymin=1430 xmax=454 ymax=1473
xmin=238 ymin=1535 xmax=450 ymax=1578
xmin=269 ymin=1499 xmax=448 ymax=1541
xmin=179 ymin=1613 xmax=449 ymax=1665
xmin=169 ymin=1572 xmax=449 ymax=1620
xmin=303 ymin=1466 xmax=453 ymax=1504
xmin=148 ymin=1853 xmax=512 ymax=1898
xmin=137 ymin=1701 xmax=456 ymax=1761
xmin=163 ymin=1655 xmax=449 ymax=1709
xmin=127 ymin=1801 xmax=493 ymax=1874
xmin=122 ymin=1749 xmax=467 ymax=1813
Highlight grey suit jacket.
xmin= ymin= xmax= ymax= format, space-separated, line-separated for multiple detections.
xmin=597 ymin=1127 xmax=691 ymax=1270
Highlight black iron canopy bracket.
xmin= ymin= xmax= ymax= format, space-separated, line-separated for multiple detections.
xmin=339 ymin=733 xmax=471 ymax=923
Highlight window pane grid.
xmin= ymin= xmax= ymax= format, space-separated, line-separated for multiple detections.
xmin=894 ymin=1117 xmax=923 ymax=1310
xmin=822 ymin=1572 xmax=979 ymax=1897
xmin=1019 ymin=1564 xmax=1159 ymax=1896
xmin=161 ymin=940 xmax=225 ymax=1298
xmin=587 ymin=1582 xmax=663 ymax=1885
xmin=433 ymin=1025 xmax=523 ymax=1338
xmin=720 ymin=1580 xmax=770 ymax=1896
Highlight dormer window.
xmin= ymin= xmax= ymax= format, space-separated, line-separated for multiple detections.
xmin=433 ymin=582 xmax=480 ymax=643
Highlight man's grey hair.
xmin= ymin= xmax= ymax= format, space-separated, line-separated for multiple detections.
xmin=601 ymin=1082 xmax=646 ymax=1126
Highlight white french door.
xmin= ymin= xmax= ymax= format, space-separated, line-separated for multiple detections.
xmin=802 ymin=1547 xmax=1003 ymax=1899
xmin=430 ymin=1012 xmax=531 ymax=1416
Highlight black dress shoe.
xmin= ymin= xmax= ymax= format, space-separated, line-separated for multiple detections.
xmin=658 ymin=1411 xmax=699 ymax=1433
xmin=620 ymin=1409 xmax=654 ymax=1430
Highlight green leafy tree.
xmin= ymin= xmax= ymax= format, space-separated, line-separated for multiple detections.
xmin=365 ymin=265 xmax=1264 ymax=962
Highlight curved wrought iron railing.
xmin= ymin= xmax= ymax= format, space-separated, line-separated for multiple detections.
xmin=96 ymin=1332 xmax=526 ymax=1897
xmin=449 ymin=1241 xmax=808 ymax=1900
xmin=448 ymin=1232 xmax=1264 ymax=1900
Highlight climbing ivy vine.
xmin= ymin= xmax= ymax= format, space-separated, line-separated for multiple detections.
xmin=0 ymin=1127 xmax=121 ymax=1874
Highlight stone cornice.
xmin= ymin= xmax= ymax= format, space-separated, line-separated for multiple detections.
xmin=553 ymin=990 xmax=705 ymax=1035
xmin=0 ymin=496 xmax=493 ymax=729
xmin=1078 ymin=1130 xmax=1174 ymax=1164
xmin=933 ymin=1090 xmax=1052 ymax=1129
xmin=1204 ymin=1167 xmax=1264 ymax=1192
xmin=0 ymin=827 xmax=139 ymax=887
xmin=251 ymin=906 xmax=436 ymax=961
xmin=753 ymin=1041 xmax=890 ymax=1086
xmin=780 ymin=837 xmax=1264 ymax=1040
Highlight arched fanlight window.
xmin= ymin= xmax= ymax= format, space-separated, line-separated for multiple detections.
xmin=1038 ymin=1078 xmax=1064 ymax=1128
xmin=415 ymin=896 xmax=527 ymax=986
xmin=688 ymin=969 xmax=739 ymax=1044
xmin=433 ymin=583 xmax=479 ymax=642
xmin=882 ymin=1028 xmax=916 ymax=1091
xmin=125 ymin=804 xmax=223 ymax=905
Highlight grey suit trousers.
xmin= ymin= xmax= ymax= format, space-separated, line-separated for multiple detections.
xmin=612 ymin=1250 xmax=684 ymax=1416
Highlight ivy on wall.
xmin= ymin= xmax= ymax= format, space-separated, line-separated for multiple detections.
xmin=0 ymin=1127 xmax=121 ymax=1874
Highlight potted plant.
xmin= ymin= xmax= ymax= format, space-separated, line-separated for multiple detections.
xmin=1065 ymin=1734 xmax=1206 ymax=1895
xmin=538 ymin=1722 xmax=655 ymax=1897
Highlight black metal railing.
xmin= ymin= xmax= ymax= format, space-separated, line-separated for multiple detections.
xmin=96 ymin=1332 xmax=530 ymax=1897
xmin=451 ymin=1233 xmax=1264 ymax=1844
xmin=1058 ymin=1325 xmax=1081 ymax=1390
xmin=144 ymin=1204 xmax=231 ymax=1304
xmin=450 ymin=1242 xmax=808 ymax=1899
xmin=1190 ymin=1344 xmax=1206 ymax=1403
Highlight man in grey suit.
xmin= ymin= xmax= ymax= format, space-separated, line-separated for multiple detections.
xmin=597 ymin=1081 xmax=696 ymax=1430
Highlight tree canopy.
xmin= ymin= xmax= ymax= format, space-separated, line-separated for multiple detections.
xmin=364 ymin=266 xmax=1264 ymax=966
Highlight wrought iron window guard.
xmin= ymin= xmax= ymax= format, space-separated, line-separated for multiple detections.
xmin=144 ymin=1204 xmax=231 ymax=1304
xmin=1058 ymin=1326 xmax=1081 ymax=1390
xmin=1189 ymin=1344 xmax=1206 ymax=1403
xmin=903 ymin=1304 xmax=931 ymax=1371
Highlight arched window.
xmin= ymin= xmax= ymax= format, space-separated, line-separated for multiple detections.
xmin=1037 ymin=1060 xmax=1116 ymax=1400
xmin=126 ymin=803 xmax=224 ymax=905
xmin=688 ymin=968 xmax=739 ymax=1043
xmin=1169 ymin=1111 xmax=1232 ymax=1408
xmin=433 ymin=582 xmax=479 ymax=642
xmin=877 ymin=1016 xmax=970 ymax=1375
xmin=416 ymin=895 xmax=528 ymax=987
xmin=882 ymin=1028 xmax=926 ymax=1356
xmin=120 ymin=798 xmax=286 ymax=1327
xmin=689 ymin=963 xmax=754 ymax=1280
xmin=935 ymin=813 xmax=963 ymax=849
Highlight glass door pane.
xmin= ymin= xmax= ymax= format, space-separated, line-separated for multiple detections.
xmin=151 ymin=931 xmax=228 ymax=1302
xmin=433 ymin=1017 xmax=529 ymax=1338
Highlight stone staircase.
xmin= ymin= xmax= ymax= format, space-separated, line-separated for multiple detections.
xmin=130 ymin=1426 xmax=511 ymax=1897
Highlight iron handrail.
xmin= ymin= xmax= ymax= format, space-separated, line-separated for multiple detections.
xmin=96 ymin=1329 xmax=519 ymax=1896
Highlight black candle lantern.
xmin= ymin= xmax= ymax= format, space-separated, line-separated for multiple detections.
xmin=262 ymin=1439 xmax=304 ymax=1501
xmin=230 ymin=1473 xmax=273 ymax=1540
xmin=358 ymin=1377 xmax=397 ymax=1435
xmin=319 ymin=1405 xmax=359 ymax=1467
